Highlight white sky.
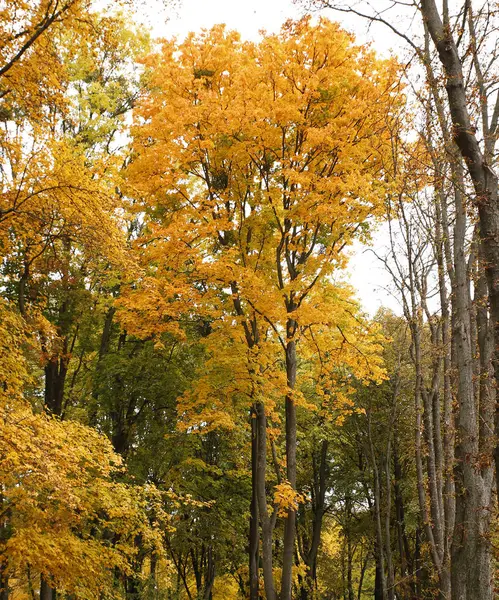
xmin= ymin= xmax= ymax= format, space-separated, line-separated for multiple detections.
xmin=136 ymin=0 xmax=408 ymax=315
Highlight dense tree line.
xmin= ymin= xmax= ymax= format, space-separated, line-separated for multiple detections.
xmin=0 ymin=1 xmax=497 ymax=599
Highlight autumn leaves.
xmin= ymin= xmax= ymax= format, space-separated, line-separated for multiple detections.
xmin=124 ymin=17 xmax=403 ymax=599
xmin=0 ymin=4 xmax=409 ymax=597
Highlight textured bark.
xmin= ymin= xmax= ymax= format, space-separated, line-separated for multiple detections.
xmin=281 ymin=323 xmax=297 ymax=600
xmin=422 ymin=0 xmax=499 ymax=543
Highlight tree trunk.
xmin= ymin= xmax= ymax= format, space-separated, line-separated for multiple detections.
xmin=0 ymin=563 xmax=8 ymax=600
xmin=255 ymin=401 xmax=276 ymax=600
xmin=421 ymin=8 xmax=499 ymax=600
xmin=373 ymin=549 xmax=383 ymax=600
xmin=40 ymin=576 xmax=54 ymax=600
xmin=249 ymin=406 xmax=259 ymax=600
xmin=44 ymin=358 xmax=68 ymax=416
xmin=202 ymin=546 xmax=215 ymax=600
xmin=305 ymin=438 xmax=328 ymax=593
xmin=393 ymin=443 xmax=413 ymax=600
xmin=368 ymin=411 xmax=387 ymax=600
xmin=281 ymin=324 xmax=297 ymax=600
xmin=383 ymin=438 xmax=394 ymax=600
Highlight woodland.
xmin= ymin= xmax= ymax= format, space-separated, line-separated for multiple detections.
xmin=0 ymin=1 xmax=498 ymax=599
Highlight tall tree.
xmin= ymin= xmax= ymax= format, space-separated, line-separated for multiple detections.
xmin=123 ymin=17 xmax=402 ymax=599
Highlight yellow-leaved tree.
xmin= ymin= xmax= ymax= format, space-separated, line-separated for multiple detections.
xmin=122 ymin=17 xmax=403 ymax=600
xmin=0 ymin=4 xmax=169 ymax=599
xmin=0 ymin=298 xmax=168 ymax=599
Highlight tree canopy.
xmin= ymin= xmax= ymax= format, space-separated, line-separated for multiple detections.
xmin=1 ymin=2 xmax=498 ymax=600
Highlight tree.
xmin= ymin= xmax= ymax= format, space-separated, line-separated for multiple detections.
xmin=0 ymin=299 xmax=165 ymax=600
xmin=300 ymin=2 xmax=499 ymax=598
xmin=124 ymin=17 xmax=402 ymax=599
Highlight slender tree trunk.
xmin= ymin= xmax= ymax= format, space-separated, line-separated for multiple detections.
xmin=249 ymin=406 xmax=260 ymax=600
xmin=281 ymin=323 xmax=297 ymax=600
xmin=393 ymin=443 xmax=413 ymax=600
xmin=422 ymin=0 xmax=499 ymax=528
xmin=305 ymin=438 xmax=328 ymax=593
xmin=383 ymin=437 xmax=394 ymax=600
xmin=0 ymin=563 xmax=8 ymax=600
xmin=345 ymin=497 xmax=354 ymax=600
xmin=373 ymin=549 xmax=383 ymax=600
xmin=368 ymin=411 xmax=387 ymax=600
xmin=40 ymin=576 xmax=54 ymax=600
xmin=202 ymin=546 xmax=215 ymax=600
xmin=255 ymin=401 xmax=276 ymax=600
xmin=435 ymin=190 xmax=455 ymax=600
xmin=44 ymin=358 xmax=68 ymax=416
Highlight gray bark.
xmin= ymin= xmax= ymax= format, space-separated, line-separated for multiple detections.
xmin=281 ymin=323 xmax=297 ymax=600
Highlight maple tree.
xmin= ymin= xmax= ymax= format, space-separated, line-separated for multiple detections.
xmin=0 ymin=4 xmax=162 ymax=600
xmin=6 ymin=0 xmax=497 ymax=597
xmin=0 ymin=299 xmax=168 ymax=600
xmin=123 ymin=17 xmax=404 ymax=600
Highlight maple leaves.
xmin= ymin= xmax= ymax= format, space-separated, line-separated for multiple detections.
xmin=0 ymin=300 xmax=162 ymax=598
xmin=126 ymin=15 xmax=398 ymax=432
xmin=0 ymin=4 xmax=162 ymax=598
xmin=124 ymin=17 xmax=403 ymax=599
xmin=0 ymin=5 xmax=409 ymax=597
xmin=0 ymin=408 xmax=168 ymax=598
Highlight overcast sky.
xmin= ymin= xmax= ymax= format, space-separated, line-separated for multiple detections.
xmin=136 ymin=0 xmax=408 ymax=315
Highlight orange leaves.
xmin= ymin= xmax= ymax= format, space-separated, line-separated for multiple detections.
xmin=273 ymin=481 xmax=307 ymax=518
xmin=128 ymin=16 xmax=404 ymax=300
xmin=123 ymin=16 xmax=403 ymax=439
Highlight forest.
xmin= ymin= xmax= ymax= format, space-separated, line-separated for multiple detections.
xmin=0 ymin=1 xmax=497 ymax=599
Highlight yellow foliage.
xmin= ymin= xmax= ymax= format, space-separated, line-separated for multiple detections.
xmin=273 ymin=481 xmax=307 ymax=518
xmin=123 ymin=17 xmax=401 ymax=433
xmin=0 ymin=301 xmax=164 ymax=599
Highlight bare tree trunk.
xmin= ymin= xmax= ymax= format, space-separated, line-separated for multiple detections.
xmin=422 ymin=8 xmax=499 ymax=569
xmin=281 ymin=323 xmax=298 ymax=600
xmin=421 ymin=3 xmax=499 ymax=391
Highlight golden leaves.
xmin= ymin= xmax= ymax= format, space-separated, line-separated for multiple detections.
xmin=0 ymin=398 xmax=165 ymax=598
xmin=273 ymin=481 xmax=307 ymax=518
xmin=120 ymin=18 xmax=403 ymax=453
